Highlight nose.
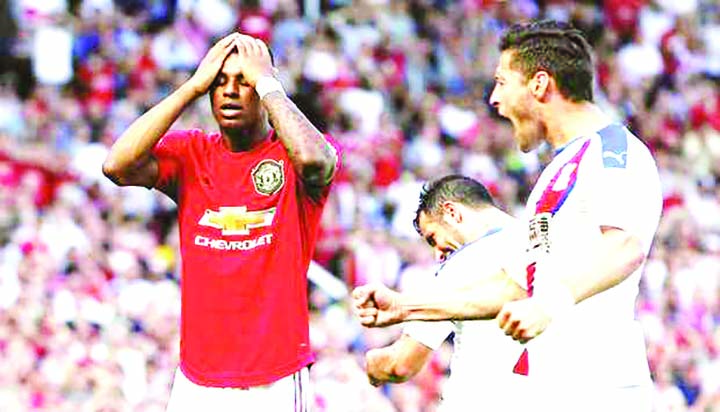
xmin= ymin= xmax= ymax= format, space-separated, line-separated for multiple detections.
xmin=434 ymin=249 xmax=446 ymax=263
xmin=489 ymin=85 xmax=500 ymax=108
xmin=223 ymin=79 xmax=239 ymax=97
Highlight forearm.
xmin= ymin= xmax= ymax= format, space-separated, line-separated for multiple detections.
xmin=366 ymin=337 xmax=430 ymax=384
xmin=104 ymin=84 xmax=198 ymax=175
xmin=261 ymin=92 xmax=336 ymax=185
xmin=402 ymin=271 xmax=526 ymax=322
xmin=561 ymin=228 xmax=644 ymax=304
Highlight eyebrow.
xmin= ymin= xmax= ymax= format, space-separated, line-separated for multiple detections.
xmin=425 ymin=234 xmax=436 ymax=248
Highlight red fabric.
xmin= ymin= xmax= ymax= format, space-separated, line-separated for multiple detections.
xmin=603 ymin=0 xmax=645 ymax=38
xmin=513 ymin=348 xmax=530 ymax=376
xmin=237 ymin=9 xmax=272 ymax=44
xmin=77 ymin=57 xmax=116 ymax=114
xmin=128 ymin=52 xmax=157 ymax=92
xmin=689 ymin=94 xmax=720 ymax=132
xmin=374 ymin=46 xmax=406 ymax=89
xmin=152 ymin=129 xmax=337 ymax=387
xmin=660 ymin=29 xmax=680 ymax=76
xmin=0 ymin=151 xmax=75 ymax=207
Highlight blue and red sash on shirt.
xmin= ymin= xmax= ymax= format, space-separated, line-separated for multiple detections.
xmin=513 ymin=139 xmax=591 ymax=376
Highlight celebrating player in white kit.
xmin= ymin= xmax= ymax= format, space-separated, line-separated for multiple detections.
xmin=362 ymin=175 xmax=527 ymax=410
xmin=354 ymin=20 xmax=661 ymax=412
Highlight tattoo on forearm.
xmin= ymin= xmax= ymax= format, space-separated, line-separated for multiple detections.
xmin=262 ymin=93 xmax=335 ymax=185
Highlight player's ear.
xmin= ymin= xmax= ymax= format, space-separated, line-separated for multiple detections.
xmin=529 ymin=70 xmax=551 ymax=101
xmin=441 ymin=201 xmax=461 ymax=224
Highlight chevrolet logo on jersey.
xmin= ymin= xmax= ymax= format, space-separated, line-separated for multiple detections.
xmin=198 ymin=206 xmax=276 ymax=235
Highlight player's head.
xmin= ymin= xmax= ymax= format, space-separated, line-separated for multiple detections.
xmin=414 ymin=175 xmax=496 ymax=262
xmin=209 ymin=42 xmax=276 ymax=134
xmin=489 ymin=20 xmax=594 ymax=152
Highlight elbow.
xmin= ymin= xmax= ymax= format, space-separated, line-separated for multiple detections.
xmin=102 ymin=158 xmax=124 ymax=186
xmin=299 ymin=158 xmax=335 ymax=186
xmin=626 ymin=242 xmax=645 ymax=275
xmin=619 ymin=233 xmax=646 ymax=280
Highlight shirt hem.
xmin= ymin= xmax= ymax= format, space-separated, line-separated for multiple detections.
xmin=180 ymin=353 xmax=315 ymax=388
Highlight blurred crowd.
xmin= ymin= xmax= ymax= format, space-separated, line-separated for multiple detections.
xmin=0 ymin=0 xmax=719 ymax=410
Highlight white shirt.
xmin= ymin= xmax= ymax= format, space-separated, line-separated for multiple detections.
xmin=403 ymin=220 xmax=527 ymax=408
xmin=523 ymin=123 xmax=662 ymax=387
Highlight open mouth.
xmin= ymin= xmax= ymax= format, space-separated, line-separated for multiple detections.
xmin=220 ymin=103 xmax=243 ymax=116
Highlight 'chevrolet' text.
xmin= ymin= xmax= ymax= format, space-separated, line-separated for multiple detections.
xmin=194 ymin=234 xmax=273 ymax=251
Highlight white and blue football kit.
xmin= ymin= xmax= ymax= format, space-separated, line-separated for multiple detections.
xmin=520 ymin=123 xmax=662 ymax=411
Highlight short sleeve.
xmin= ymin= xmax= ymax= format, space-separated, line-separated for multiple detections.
xmin=591 ymin=166 xmax=637 ymax=232
xmin=152 ymin=129 xmax=192 ymax=193
xmin=497 ymin=224 xmax=530 ymax=290
xmin=402 ymin=321 xmax=454 ymax=351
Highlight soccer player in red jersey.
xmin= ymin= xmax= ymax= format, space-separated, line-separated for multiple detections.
xmin=103 ymin=32 xmax=338 ymax=411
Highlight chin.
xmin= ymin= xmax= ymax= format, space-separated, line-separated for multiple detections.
xmin=514 ymin=126 xmax=543 ymax=153
xmin=219 ymin=119 xmax=250 ymax=130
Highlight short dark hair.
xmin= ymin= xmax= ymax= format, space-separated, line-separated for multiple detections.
xmin=413 ymin=175 xmax=495 ymax=234
xmin=500 ymin=20 xmax=594 ymax=102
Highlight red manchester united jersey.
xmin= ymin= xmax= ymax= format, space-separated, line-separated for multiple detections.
xmin=152 ymin=129 xmax=335 ymax=387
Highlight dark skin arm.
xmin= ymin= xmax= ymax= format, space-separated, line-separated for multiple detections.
xmin=234 ymin=36 xmax=337 ymax=196
xmin=262 ymin=92 xmax=337 ymax=195
xmin=102 ymin=33 xmax=241 ymax=188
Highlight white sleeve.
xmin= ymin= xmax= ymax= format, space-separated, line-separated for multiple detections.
xmin=402 ymin=320 xmax=454 ymax=351
xmin=499 ymin=225 xmax=529 ymax=290
xmin=592 ymin=167 xmax=637 ymax=232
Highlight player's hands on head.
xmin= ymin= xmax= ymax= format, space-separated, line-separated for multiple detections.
xmin=351 ymin=284 xmax=404 ymax=327
xmin=233 ymin=34 xmax=275 ymax=87
xmin=496 ymin=298 xmax=552 ymax=344
xmin=187 ymin=32 xmax=240 ymax=97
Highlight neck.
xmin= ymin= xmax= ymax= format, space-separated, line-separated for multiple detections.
xmin=464 ymin=207 xmax=511 ymax=242
xmin=542 ymin=101 xmax=612 ymax=150
xmin=222 ymin=122 xmax=271 ymax=152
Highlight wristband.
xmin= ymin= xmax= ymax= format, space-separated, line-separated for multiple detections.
xmin=255 ymin=76 xmax=285 ymax=100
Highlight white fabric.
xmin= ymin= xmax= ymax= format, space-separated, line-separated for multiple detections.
xmin=32 ymin=24 xmax=73 ymax=86
xmin=403 ymin=223 xmax=527 ymax=408
xmin=616 ymin=42 xmax=663 ymax=87
xmin=166 ymin=367 xmax=311 ymax=412
xmin=522 ymin=124 xmax=662 ymax=390
xmin=255 ymin=76 xmax=285 ymax=100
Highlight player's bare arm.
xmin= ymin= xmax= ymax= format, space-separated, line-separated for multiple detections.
xmin=365 ymin=334 xmax=433 ymax=386
xmin=497 ymin=226 xmax=644 ymax=343
xmin=103 ymin=33 xmax=240 ymax=188
xmin=234 ymin=36 xmax=337 ymax=193
xmin=353 ymin=270 xmax=526 ymax=327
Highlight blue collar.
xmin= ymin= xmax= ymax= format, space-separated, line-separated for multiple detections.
xmin=553 ymin=135 xmax=586 ymax=156
xmin=442 ymin=226 xmax=504 ymax=263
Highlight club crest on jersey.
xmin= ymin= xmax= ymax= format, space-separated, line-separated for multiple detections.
xmin=198 ymin=206 xmax=276 ymax=235
xmin=528 ymin=212 xmax=552 ymax=254
xmin=252 ymin=159 xmax=284 ymax=196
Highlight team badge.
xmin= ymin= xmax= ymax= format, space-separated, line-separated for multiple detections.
xmin=252 ymin=159 xmax=284 ymax=196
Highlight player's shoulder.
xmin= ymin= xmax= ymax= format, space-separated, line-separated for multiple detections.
xmin=159 ymin=128 xmax=213 ymax=149
xmin=438 ymin=224 xmax=518 ymax=277
xmin=588 ymin=123 xmax=656 ymax=171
